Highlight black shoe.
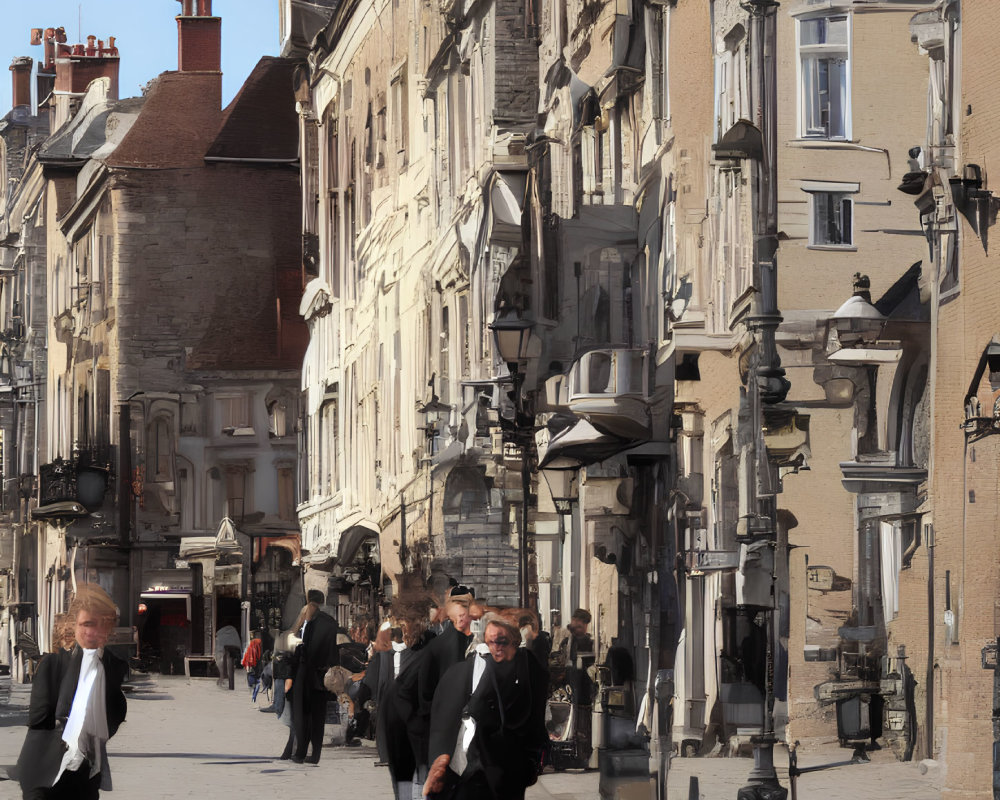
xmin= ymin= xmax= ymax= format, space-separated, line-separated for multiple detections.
xmin=291 ymin=756 xmax=304 ymax=764
xmin=259 ymin=705 xmax=275 ymax=713
xmin=304 ymin=755 xmax=320 ymax=764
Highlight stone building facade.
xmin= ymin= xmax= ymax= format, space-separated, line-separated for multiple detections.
xmin=0 ymin=4 xmax=308 ymax=675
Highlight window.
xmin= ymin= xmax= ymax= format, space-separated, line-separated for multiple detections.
xmin=802 ymin=182 xmax=858 ymax=248
xmin=268 ymin=399 xmax=289 ymax=438
xmin=811 ymin=191 xmax=853 ymax=247
xmin=799 ymin=15 xmax=849 ymax=139
xmin=715 ymin=26 xmax=747 ymax=141
xmin=151 ymin=417 xmax=172 ymax=480
xmin=217 ymin=393 xmax=251 ymax=432
xmin=390 ymin=65 xmax=408 ymax=167
xmin=222 ymin=464 xmax=251 ymax=521
xmin=319 ymin=396 xmax=338 ymax=495
xmin=277 ymin=465 xmax=295 ymax=521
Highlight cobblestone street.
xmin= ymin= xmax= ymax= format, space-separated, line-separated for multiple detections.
xmin=0 ymin=673 xmax=942 ymax=799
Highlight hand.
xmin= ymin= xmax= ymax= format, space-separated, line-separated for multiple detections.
xmin=423 ymin=753 xmax=450 ymax=796
xmin=285 ymin=678 xmax=293 ymax=692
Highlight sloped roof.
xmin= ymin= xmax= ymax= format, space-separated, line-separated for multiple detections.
xmin=38 ymin=79 xmax=144 ymax=166
xmin=205 ymin=57 xmax=300 ymax=162
xmin=106 ymin=71 xmax=223 ymax=168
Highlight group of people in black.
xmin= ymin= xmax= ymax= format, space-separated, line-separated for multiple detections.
xmin=270 ymin=584 xmax=581 ymax=800
xmin=14 ymin=580 xmax=593 ymax=800
xmin=366 ymin=585 xmax=550 ymax=800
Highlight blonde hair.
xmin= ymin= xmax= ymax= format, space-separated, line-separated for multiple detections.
xmin=69 ymin=583 xmax=118 ymax=623
xmin=51 ymin=612 xmax=76 ymax=652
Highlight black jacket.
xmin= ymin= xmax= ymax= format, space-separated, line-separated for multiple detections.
xmin=428 ymin=649 xmax=547 ymax=800
xmin=300 ymin=610 xmax=340 ymax=694
xmin=17 ymin=646 xmax=128 ymax=791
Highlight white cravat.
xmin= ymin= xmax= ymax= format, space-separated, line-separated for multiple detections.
xmin=56 ymin=648 xmax=109 ymax=783
xmin=451 ymin=645 xmax=491 ymax=776
xmin=391 ymin=641 xmax=407 ymax=678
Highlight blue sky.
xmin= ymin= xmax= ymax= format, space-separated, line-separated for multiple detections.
xmin=0 ymin=0 xmax=280 ymax=111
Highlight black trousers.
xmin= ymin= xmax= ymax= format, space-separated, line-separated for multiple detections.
xmin=22 ymin=762 xmax=101 ymax=799
xmin=430 ymin=769 xmax=493 ymax=800
xmin=293 ymin=688 xmax=327 ymax=762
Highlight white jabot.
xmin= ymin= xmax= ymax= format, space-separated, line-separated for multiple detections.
xmin=451 ymin=647 xmax=491 ymax=776
xmin=391 ymin=641 xmax=407 ymax=678
xmin=56 ymin=648 xmax=109 ymax=784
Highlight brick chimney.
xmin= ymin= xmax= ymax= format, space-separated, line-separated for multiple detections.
xmin=10 ymin=57 xmax=33 ymax=108
xmin=53 ymin=35 xmax=120 ymax=98
xmin=176 ymin=0 xmax=221 ymax=72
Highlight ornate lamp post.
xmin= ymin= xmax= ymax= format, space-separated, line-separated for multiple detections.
xmin=491 ymin=311 xmax=536 ymax=608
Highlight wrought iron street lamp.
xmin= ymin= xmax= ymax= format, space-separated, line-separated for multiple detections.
xmin=490 ymin=310 xmax=536 ymax=608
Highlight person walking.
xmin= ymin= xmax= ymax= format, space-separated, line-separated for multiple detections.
xmin=423 ymin=613 xmax=547 ymax=800
xmin=409 ymin=586 xmax=475 ymax=794
xmin=16 ymin=583 xmax=128 ymax=800
xmin=377 ymin=603 xmax=437 ymax=800
xmin=291 ymin=600 xmax=340 ymax=763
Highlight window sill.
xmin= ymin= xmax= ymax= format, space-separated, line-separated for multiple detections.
xmin=806 ymin=244 xmax=857 ymax=252
xmin=787 ymin=139 xmax=876 ymax=150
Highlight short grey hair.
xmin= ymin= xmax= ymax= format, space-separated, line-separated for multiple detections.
xmin=480 ymin=612 xmax=521 ymax=647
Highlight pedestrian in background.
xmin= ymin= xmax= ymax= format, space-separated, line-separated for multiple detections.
xmin=291 ymin=598 xmax=340 ymax=763
xmin=423 ymin=612 xmax=547 ymax=800
xmin=242 ymin=629 xmax=264 ymax=696
xmin=268 ymin=628 xmax=301 ymax=760
xmin=16 ymin=583 xmax=128 ymax=800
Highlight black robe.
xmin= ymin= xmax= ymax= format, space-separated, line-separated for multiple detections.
xmin=427 ymin=649 xmax=547 ymax=800
xmin=16 ymin=646 xmax=128 ymax=793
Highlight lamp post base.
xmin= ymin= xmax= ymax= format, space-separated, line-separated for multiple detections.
xmin=737 ymin=736 xmax=788 ymax=800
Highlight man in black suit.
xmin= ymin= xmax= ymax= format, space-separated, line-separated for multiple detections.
xmin=17 ymin=583 xmax=128 ymax=799
xmin=292 ymin=597 xmax=340 ymax=763
xmin=423 ymin=613 xmax=547 ymax=800
xmin=408 ymin=585 xmax=474 ymax=793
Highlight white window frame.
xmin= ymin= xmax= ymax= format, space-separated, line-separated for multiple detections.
xmin=801 ymin=180 xmax=859 ymax=249
xmin=797 ymin=13 xmax=851 ymax=140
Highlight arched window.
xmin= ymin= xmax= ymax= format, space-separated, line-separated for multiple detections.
xmin=150 ymin=416 xmax=172 ymax=480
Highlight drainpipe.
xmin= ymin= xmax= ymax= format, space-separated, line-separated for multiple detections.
xmin=739 ymin=2 xmax=789 ymax=799
xmin=925 ymin=523 xmax=934 ymax=759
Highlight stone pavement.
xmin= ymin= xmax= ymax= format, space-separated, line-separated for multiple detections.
xmin=0 ymin=672 xmax=941 ymax=799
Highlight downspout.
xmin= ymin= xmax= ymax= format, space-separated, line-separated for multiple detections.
xmin=925 ymin=522 xmax=934 ymax=759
